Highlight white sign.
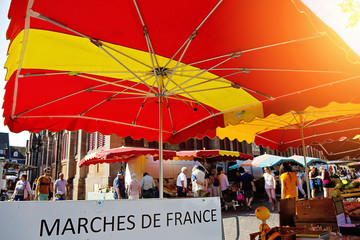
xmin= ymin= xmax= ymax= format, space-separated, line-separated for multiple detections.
xmin=0 ymin=197 xmax=221 ymax=240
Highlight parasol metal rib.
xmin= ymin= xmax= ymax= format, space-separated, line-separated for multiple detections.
xmin=101 ymin=42 xmax=153 ymax=69
xmin=30 ymin=10 xmax=91 ymax=40
xmin=163 ymin=0 xmax=223 ymax=69
xmin=175 ymin=34 xmax=326 ymax=71
xmin=14 ymin=115 xmax=172 ymax=134
xmin=169 ymin=71 xmax=244 ymax=95
xmin=78 ymin=74 xmax=150 ymax=95
xmin=163 ymin=75 xmax=214 ymax=115
xmin=262 ymin=76 xmax=360 ymax=103
xmin=133 ymin=78 xmax=158 ymax=125
xmin=164 ymin=97 xmax=176 ymax=134
xmin=167 ymin=56 xmax=234 ymax=94
xmin=96 ymin=45 xmax=157 ymax=94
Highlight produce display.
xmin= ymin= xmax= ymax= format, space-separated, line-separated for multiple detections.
xmin=343 ymin=201 xmax=360 ymax=213
xmin=332 ymin=179 xmax=360 ymax=198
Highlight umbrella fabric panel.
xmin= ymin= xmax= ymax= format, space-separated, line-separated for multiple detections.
xmin=176 ymin=150 xmax=253 ymax=160
xmin=255 ymin=115 xmax=360 ymax=151
xmin=217 ymin=103 xmax=360 ymax=152
xmin=4 ymin=0 xmax=360 ymax=144
xmin=290 ymin=155 xmax=327 ymax=166
xmin=312 ymin=139 xmax=360 ymax=161
xmin=79 ymin=147 xmax=177 ymax=167
xmin=252 ymin=154 xmax=298 ymax=167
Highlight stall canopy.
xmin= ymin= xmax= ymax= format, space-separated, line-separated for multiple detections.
xmin=251 ymin=154 xmax=298 ymax=168
xmin=216 ymin=103 xmax=360 ymax=152
xmin=79 ymin=147 xmax=177 ymax=167
xmin=312 ymin=139 xmax=360 ymax=161
xmin=290 ymin=155 xmax=327 ymax=166
xmin=176 ymin=150 xmax=253 ymax=162
xmin=4 ymin=0 xmax=360 ymax=198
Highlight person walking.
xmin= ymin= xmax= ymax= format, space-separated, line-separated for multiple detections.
xmin=176 ymin=167 xmax=188 ymax=197
xmin=319 ymin=166 xmax=331 ymax=198
xmin=54 ymin=173 xmax=69 ymax=200
xmin=279 ymin=163 xmax=299 ymax=200
xmin=238 ymin=167 xmax=256 ymax=210
xmin=191 ymin=165 xmax=206 ymax=197
xmin=209 ymin=169 xmax=221 ymax=198
xmin=12 ymin=174 xmax=32 ymax=201
xmin=219 ymin=170 xmax=230 ymax=203
xmin=113 ymin=171 xmax=126 ymax=199
xmin=309 ymin=166 xmax=317 ymax=199
xmin=296 ymin=169 xmax=306 ymax=198
xmin=128 ymin=173 xmax=141 ymax=199
xmin=35 ymin=167 xmax=53 ymax=201
xmin=140 ymin=172 xmax=155 ymax=198
xmin=263 ymin=167 xmax=276 ymax=211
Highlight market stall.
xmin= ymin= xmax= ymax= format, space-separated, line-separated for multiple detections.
xmin=80 ymin=147 xmax=177 ymax=200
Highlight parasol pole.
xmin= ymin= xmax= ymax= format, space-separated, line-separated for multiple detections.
xmin=299 ymin=114 xmax=310 ymax=199
xmin=158 ymin=80 xmax=164 ymax=199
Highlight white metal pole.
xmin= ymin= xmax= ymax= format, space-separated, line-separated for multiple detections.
xmin=158 ymin=92 xmax=164 ymax=199
xmin=300 ymin=126 xmax=311 ymax=199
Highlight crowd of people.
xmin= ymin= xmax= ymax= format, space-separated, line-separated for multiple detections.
xmin=7 ymin=167 xmax=70 ymax=201
xmin=6 ymin=163 xmax=360 ymax=207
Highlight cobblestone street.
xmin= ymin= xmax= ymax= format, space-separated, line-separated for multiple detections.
xmin=222 ymin=199 xmax=279 ymax=240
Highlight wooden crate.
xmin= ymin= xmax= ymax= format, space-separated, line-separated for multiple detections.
xmin=294 ymin=217 xmax=338 ymax=231
xmin=294 ymin=198 xmax=344 ymax=232
xmin=250 ymin=227 xmax=306 ymax=240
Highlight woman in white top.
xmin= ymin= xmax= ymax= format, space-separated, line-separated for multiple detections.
xmin=128 ymin=173 xmax=141 ymax=200
xmin=263 ymin=167 xmax=276 ymax=211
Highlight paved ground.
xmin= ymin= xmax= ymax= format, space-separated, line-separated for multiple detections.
xmin=222 ymin=198 xmax=279 ymax=240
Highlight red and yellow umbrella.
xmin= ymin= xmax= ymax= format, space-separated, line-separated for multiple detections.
xmin=3 ymin=0 xmax=360 ymax=197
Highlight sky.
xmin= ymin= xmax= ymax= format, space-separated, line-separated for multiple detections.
xmin=0 ymin=0 xmax=359 ymax=147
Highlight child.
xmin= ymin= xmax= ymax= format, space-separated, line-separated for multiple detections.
xmin=55 ymin=192 xmax=64 ymax=201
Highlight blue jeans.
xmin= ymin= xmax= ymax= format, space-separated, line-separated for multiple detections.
xmin=142 ymin=189 xmax=154 ymax=198
xmin=177 ymin=186 xmax=187 ymax=197
xmin=14 ymin=195 xmax=24 ymax=201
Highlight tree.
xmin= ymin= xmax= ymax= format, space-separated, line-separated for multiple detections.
xmin=339 ymin=0 xmax=360 ymax=27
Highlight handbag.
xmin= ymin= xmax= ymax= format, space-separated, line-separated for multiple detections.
xmin=236 ymin=190 xmax=245 ymax=201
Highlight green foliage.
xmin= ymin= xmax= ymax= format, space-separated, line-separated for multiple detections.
xmin=340 ymin=0 xmax=360 ymax=27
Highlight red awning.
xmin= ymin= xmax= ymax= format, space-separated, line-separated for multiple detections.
xmin=79 ymin=147 xmax=177 ymax=167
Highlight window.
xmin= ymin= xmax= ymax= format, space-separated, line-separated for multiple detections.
xmin=203 ymin=137 xmax=211 ymax=150
xmin=224 ymin=138 xmax=230 ymax=150
xmin=97 ymin=132 xmax=105 ymax=148
xmin=220 ymin=139 xmax=225 ymax=150
xmin=186 ymin=139 xmax=194 ymax=150
xmin=74 ymin=131 xmax=78 ymax=155
xmin=13 ymin=151 xmax=18 ymax=157
xmin=179 ymin=142 xmax=186 ymax=150
xmin=135 ymin=139 xmax=144 ymax=147
xmin=148 ymin=141 xmax=159 ymax=149
xmin=62 ymin=133 xmax=68 ymax=160
xmin=196 ymin=139 xmax=203 ymax=150
xmin=232 ymin=139 xmax=239 ymax=151
xmin=87 ymin=133 xmax=96 ymax=151
xmin=125 ymin=136 xmax=134 ymax=146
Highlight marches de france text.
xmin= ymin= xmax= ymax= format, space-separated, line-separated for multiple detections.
xmin=40 ymin=209 xmax=218 ymax=237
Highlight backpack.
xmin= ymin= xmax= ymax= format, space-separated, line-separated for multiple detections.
xmin=14 ymin=181 xmax=25 ymax=196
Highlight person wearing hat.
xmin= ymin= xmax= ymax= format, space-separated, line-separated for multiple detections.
xmin=113 ymin=171 xmax=126 ymax=199
xmin=128 ymin=173 xmax=141 ymax=200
